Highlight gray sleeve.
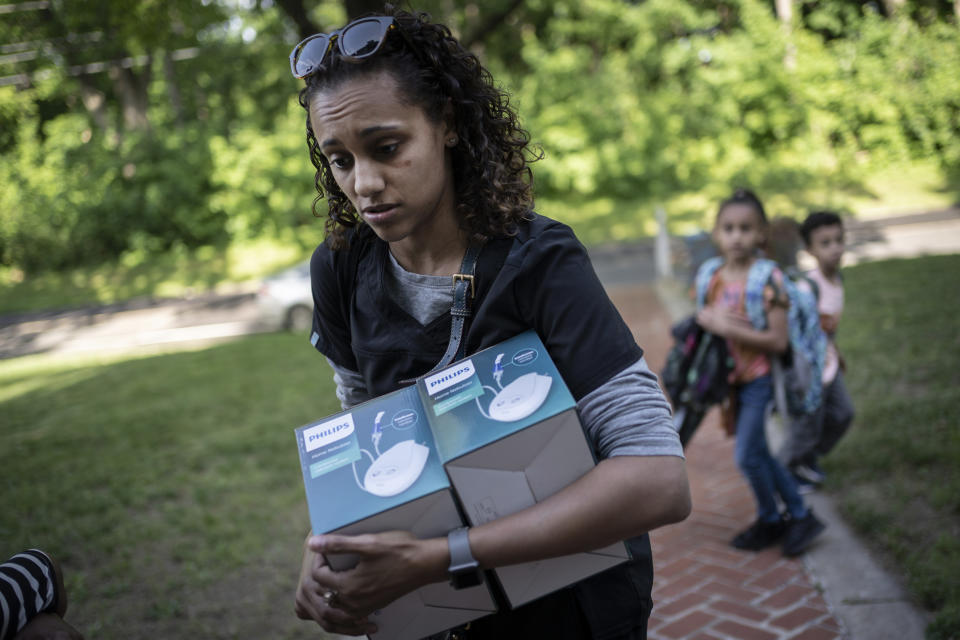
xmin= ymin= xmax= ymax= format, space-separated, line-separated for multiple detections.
xmin=326 ymin=358 xmax=374 ymax=410
xmin=577 ymin=356 xmax=684 ymax=460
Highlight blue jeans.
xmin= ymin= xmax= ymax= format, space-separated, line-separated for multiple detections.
xmin=734 ymin=376 xmax=807 ymax=522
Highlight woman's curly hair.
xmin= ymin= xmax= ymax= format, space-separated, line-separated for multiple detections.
xmin=297 ymin=8 xmax=540 ymax=249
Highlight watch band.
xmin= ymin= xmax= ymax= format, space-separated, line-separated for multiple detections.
xmin=447 ymin=526 xmax=483 ymax=589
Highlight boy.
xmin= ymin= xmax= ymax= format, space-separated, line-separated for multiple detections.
xmin=783 ymin=211 xmax=855 ymax=490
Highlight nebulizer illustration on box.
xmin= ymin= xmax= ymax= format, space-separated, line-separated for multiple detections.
xmin=475 ymin=353 xmax=554 ymax=422
xmin=353 ymin=410 xmax=431 ymax=497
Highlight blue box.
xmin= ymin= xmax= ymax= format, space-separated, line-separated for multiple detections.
xmin=295 ymin=385 xmax=496 ymax=640
xmin=416 ymin=330 xmax=629 ymax=607
xmin=295 ymin=331 xmax=629 ymax=633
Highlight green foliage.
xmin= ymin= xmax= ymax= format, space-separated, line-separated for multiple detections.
xmin=512 ymin=0 xmax=960 ymax=238
xmin=827 ymin=254 xmax=960 ymax=638
xmin=0 ymin=1 xmax=325 ymax=274
xmin=1 ymin=0 xmax=959 ymax=278
xmin=0 ymin=112 xmax=227 ymax=270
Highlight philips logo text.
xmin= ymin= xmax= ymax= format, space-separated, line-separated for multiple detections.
xmin=303 ymin=414 xmax=356 ymax=452
xmin=424 ymin=359 xmax=476 ymax=396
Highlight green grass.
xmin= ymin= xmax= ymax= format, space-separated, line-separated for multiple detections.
xmin=825 ymin=254 xmax=960 ymax=639
xmin=0 ymin=334 xmax=342 ymax=639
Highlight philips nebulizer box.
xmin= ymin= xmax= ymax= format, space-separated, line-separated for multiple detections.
xmin=295 ymin=330 xmax=629 ymax=635
xmin=295 ymin=384 xmax=496 ymax=640
xmin=416 ymin=330 xmax=629 ymax=608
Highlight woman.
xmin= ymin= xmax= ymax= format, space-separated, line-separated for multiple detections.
xmin=291 ymin=9 xmax=690 ymax=639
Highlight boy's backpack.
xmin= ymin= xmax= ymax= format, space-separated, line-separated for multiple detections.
xmin=694 ymin=256 xmax=827 ymax=416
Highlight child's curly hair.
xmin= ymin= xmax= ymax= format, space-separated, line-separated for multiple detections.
xmin=297 ymin=9 xmax=540 ymax=249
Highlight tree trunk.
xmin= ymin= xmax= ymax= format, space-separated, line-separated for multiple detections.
xmin=882 ymin=0 xmax=906 ymax=16
xmin=163 ymin=51 xmax=184 ymax=127
xmin=79 ymin=83 xmax=109 ymax=131
xmin=110 ymin=60 xmax=151 ymax=131
xmin=39 ymin=5 xmax=152 ymax=132
xmin=275 ymin=0 xmax=319 ymax=40
xmin=774 ymin=0 xmax=796 ymax=70
xmin=774 ymin=0 xmax=793 ymax=25
xmin=463 ymin=0 xmax=524 ymax=49
xmin=343 ymin=0 xmax=385 ymax=20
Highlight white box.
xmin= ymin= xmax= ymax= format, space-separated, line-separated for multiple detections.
xmin=417 ymin=330 xmax=630 ymax=607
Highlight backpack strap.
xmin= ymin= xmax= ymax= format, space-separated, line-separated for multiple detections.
xmin=397 ymin=242 xmax=484 ymax=385
xmin=696 ymin=256 xmax=778 ymax=331
xmin=744 ymin=258 xmax=777 ymax=330
xmin=435 ymin=242 xmax=483 ymax=368
xmin=787 ymin=266 xmax=820 ymax=302
xmin=694 ymin=256 xmax=724 ymax=310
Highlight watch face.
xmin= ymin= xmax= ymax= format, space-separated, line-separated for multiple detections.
xmin=450 ymin=569 xmax=483 ymax=590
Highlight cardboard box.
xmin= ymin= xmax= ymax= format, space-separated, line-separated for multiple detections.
xmin=295 ymin=330 xmax=630 ymax=634
xmin=417 ymin=330 xmax=630 ymax=607
xmin=295 ymin=385 xmax=496 ymax=640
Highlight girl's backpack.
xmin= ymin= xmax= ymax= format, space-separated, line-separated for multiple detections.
xmin=661 ymin=315 xmax=732 ymax=409
xmin=694 ymin=257 xmax=827 ymax=416
xmin=661 ymin=315 xmax=733 ymax=446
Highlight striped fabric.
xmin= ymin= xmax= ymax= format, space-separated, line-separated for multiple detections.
xmin=0 ymin=549 xmax=57 ymax=640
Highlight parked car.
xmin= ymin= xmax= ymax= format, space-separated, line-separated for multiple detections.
xmin=255 ymin=260 xmax=313 ymax=332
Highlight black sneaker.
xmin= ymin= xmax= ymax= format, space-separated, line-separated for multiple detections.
xmin=793 ymin=474 xmax=818 ymax=494
xmin=792 ymin=463 xmax=826 ymax=485
xmin=782 ymin=511 xmax=826 ymax=557
xmin=731 ymin=518 xmax=787 ymax=551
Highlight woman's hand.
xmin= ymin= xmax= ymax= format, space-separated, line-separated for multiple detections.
xmin=295 ymin=535 xmax=378 ymax=637
xmin=295 ymin=530 xmax=448 ymax=633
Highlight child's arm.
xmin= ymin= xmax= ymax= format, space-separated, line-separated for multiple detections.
xmin=697 ymin=305 xmax=789 ymax=354
xmin=820 ymin=313 xmax=839 ymax=335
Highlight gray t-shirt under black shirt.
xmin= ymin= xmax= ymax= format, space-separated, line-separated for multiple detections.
xmin=325 ymin=251 xmax=683 ymax=460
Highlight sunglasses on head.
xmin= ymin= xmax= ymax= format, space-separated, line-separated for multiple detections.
xmin=290 ymin=16 xmax=402 ymax=80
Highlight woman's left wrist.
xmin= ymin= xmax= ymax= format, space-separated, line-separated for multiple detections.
xmin=411 ymin=536 xmax=451 ymax=585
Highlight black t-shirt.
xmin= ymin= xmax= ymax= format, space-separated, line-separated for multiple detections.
xmin=310 ymin=213 xmax=642 ymax=401
xmin=309 ymin=213 xmax=654 ymax=638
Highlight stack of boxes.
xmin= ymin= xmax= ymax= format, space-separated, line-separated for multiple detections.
xmin=295 ymin=330 xmax=629 ymax=640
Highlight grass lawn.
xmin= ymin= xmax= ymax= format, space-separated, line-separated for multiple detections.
xmin=0 ymin=334 xmax=342 ymax=639
xmin=826 ymin=254 xmax=960 ymax=639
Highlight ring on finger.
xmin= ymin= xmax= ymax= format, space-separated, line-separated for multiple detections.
xmin=321 ymin=589 xmax=339 ymax=606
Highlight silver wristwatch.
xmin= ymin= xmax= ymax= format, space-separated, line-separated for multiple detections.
xmin=447 ymin=527 xmax=482 ymax=589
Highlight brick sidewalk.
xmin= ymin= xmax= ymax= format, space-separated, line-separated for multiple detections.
xmin=607 ymin=285 xmax=846 ymax=640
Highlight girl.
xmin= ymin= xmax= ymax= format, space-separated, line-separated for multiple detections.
xmin=290 ymin=9 xmax=690 ymax=640
xmin=694 ymin=189 xmax=824 ymax=556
